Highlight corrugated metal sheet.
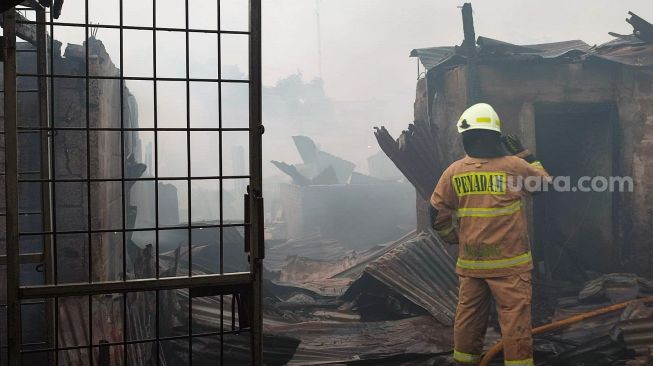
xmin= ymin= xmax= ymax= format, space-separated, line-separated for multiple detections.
xmin=272 ymin=231 xmax=417 ymax=297
xmin=334 ymin=230 xmax=417 ymax=280
xmin=590 ymin=43 xmax=653 ymax=67
xmin=514 ymin=39 xmax=591 ymax=58
xmin=599 ymin=34 xmax=645 ymax=48
xmin=616 ymin=317 xmax=653 ymax=355
xmin=267 ymin=315 xmax=452 ymax=365
xmin=265 ymin=235 xmax=348 ymax=272
xmin=409 ymin=46 xmax=457 ymax=70
xmin=344 ymin=230 xmax=459 ymax=326
xmin=478 ymin=37 xmax=591 ymax=58
xmin=411 ymin=34 xmax=653 ymax=70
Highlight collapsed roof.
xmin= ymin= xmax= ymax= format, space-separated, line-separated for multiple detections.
xmin=410 ymin=11 xmax=653 ymax=71
xmin=271 ymin=135 xmax=356 ymax=186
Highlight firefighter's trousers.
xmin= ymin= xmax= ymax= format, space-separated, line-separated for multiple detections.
xmin=453 ymin=272 xmax=533 ymax=366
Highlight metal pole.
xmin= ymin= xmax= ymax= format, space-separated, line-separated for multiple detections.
xmin=3 ymin=9 xmax=22 ymax=366
xmin=249 ymin=0 xmax=264 ymax=364
xmin=35 ymin=6 xmax=56 ymax=362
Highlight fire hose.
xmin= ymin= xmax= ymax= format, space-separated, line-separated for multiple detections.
xmin=478 ymin=296 xmax=653 ymax=366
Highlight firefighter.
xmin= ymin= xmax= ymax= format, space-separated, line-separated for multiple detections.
xmin=430 ymin=103 xmax=550 ymax=366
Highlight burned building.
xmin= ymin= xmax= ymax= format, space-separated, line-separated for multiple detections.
xmin=271 ymin=135 xmax=415 ymax=250
xmin=363 ymin=8 xmax=653 ymax=365
xmin=377 ymin=11 xmax=653 ymax=281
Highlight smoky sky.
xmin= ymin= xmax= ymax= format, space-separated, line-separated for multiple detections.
xmin=13 ymin=0 xmax=653 ymax=174
xmin=262 ymin=0 xmax=651 ymax=171
xmin=264 ymin=0 xmax=651 ymax=121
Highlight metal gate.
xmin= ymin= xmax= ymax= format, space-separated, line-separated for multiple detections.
xmin=1 ymin=1 xmax=263 ymax=364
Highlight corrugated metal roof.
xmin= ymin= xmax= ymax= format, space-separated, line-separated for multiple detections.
xmin=268 ymin=315 xmax=453 ymax=365
xmin=411 ymin=35 xmax=652 ymax=71
xmin=617 ymin=317 xmax=653 ymax=355
xmin=344 ymin=230 xmax=459 ymax=326
xmin=477 ymin=37 xmax=591 ymax=57
xmin=409 ymin=46 xmax=457 ymax=70
xmin=599 ymin=34 xmax=645 ymax=48
xmin=513 ymin=39 xmax=591 ymax=58
xmin=590 ymin=43 xmax=653 ymax=67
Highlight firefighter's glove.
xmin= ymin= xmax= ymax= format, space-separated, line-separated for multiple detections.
xmin=501 ymin=134 xmax=526 ymax=155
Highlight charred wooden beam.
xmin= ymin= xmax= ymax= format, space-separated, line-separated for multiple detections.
xmin=461 ymin=3 xmax=476 ymax=56
xmin=0 ymin=10 xmax=39 ymax=46
xmin=0 ymin=1 xmax=23 ymax=14
xmin=627 ymin=11 xmax=653 ymax=43
xmin=374 ymin=125 xmax=444 ymax=200
xmin=460 ymin=3 xmax=481 ymax=105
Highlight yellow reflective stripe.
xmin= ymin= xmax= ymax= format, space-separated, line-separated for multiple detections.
xmin=530 ymin=160 xmax=544 ymax=170
xmin=457 ymin=251 xmax=532 ymax=270
xmin=505 ymin=358 xmax=534 ymax=366
xmin=457 ymin=201 xmax=521 ymax=218
xmin=453 ymin=349 xmax=481 ymax=363
xmin=436 ymin=225 xmax=456 ymax=237
xmin=476 ymin=117 xmax=492 ymax=123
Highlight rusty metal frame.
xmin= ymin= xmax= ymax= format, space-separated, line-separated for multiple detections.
xmin=3 ymin=9 xmax=22 ymax=366
xmin=249 ymin=0 xmax=264 ymax=361
xmin=2 ymin=0 xmax=264 ymax=364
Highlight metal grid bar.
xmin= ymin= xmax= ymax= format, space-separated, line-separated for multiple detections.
xmin=3 ymin=11 xmax=22 ymax=366
xmin=35 ymin=6 xmax=57 ymax=364
xmin=119 ymin=0 xmax=128 ymax=362
xmin=152 ymin=2 xmax=161 ymax=361
xmin=20 ymin=327 xmax=250 ymax=354
xmin=83 ymin=3 xmax=94 ymax=363
xmin=19 ymin=175 xmax=250 ymax=183
xmin=15 ymin=19 xmax=250 ymax=35
xmin=49 ymin=6 xmax=61 ymax=365
xmin=16 ymin=127 xmax=250 ymax=131
xmin=16 ymin=74 xmax=250 ymax=83
xmin=20 ymin=273 xmax=251 ymax=299
xmin=217 ymin=0 xmax=226 ymax=362
xmin=18 ymin=223 xmax=246 ymax=236
xmin=184 ymin=1 xmax=194 ymax=362
xmin=17 ymin=175 xmax=250 ymax=182
xmin=249 ymin=0 xmax=265 ymax=362
xmin=3 ymin=0 xmax=263 ymax=364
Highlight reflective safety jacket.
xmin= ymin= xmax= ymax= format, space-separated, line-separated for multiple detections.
xmin=430 ymin=155 xmax=549 ymax=278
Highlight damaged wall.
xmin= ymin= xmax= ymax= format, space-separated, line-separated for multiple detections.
xmin=3 ymin=37 xmax=146 ymax=364
xmin=14 ymin=37 xmax=141 ymax=283
xmin=417 ymin=60 xmax=653 ymax=276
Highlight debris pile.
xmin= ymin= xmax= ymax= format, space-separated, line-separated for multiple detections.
xmin=270 ymin=135 xmax=416 ymax=250
xmin=263 ymin=230 xmax=463 ymax=364
xmin=527 ymin=275 xmax=653 ymax=365
xmin=367 ymin=7 xmax=653 ymax=366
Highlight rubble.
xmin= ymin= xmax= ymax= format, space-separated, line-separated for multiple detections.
xmin=368 ymin=8 xmax=653 ymax=366
xmin=579 ymin=273 xmax=653 ymax=303
xmin=271 ymin=135 xmax=416 ymax=251
xmin=267 ymin=315 xmax=453 ymax=366
xmin=380 ymin=10 xmax=653 ymax=276
xmin=342 ymin=231 xmax=458 ymax=325
xmin=259 ymin=6 xmax=653 ymax=363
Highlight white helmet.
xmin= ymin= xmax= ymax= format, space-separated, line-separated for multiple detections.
xmin=456 ymin=103 xmax=501 ymax=134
